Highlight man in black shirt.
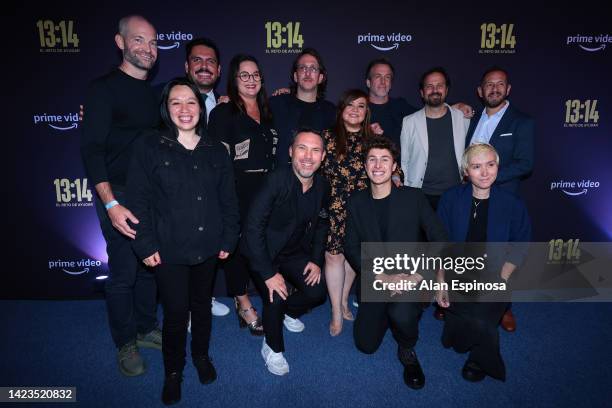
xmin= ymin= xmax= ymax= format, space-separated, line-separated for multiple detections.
xmin=81 ymin=15 xmax=161 ymax=377
xmin=270 ymin=48 xmax=336 ymax=166
xmin=242 ymin=129 xmax=330 ymax=376
xmin=344 ymin=136 xmax=447 ymax=390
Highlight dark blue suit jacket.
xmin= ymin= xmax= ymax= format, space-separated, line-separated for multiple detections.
xmin=465 ymin=103 xmax=534 ymax=195
xmin=437 ymin=184 xmax=531 ymax=269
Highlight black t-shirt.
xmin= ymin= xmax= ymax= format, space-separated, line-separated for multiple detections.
xmin=279 ymin=181 xmax=318 ymax=258
xmin=81 ymin=69 xmax=159 ymax=188
xmin=422 ymin=110 xmax=460 ymax=195
xmin=369 ymin=97 xmax=417 ymax=154
xmin=372 ymin=194 xmax=391 ymax=241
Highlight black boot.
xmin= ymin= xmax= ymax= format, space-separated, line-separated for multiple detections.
xmin=462 ymin=360 xmax=486 ymax=382
xmin=193 ymin=356 xmax=217 ymax=384
xmin=398 ymin=346 xmax=425 ymax=390
xmin=162 ymin=372 xmax=182 ymax=405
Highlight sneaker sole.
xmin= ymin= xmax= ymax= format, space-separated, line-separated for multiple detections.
xmin=136 ymin=339 xmax=162 ymax=351
xmin=118 ymin=360 xmax=146 ymax=377
xmin=283 ymin=322 xmax=305 ymax=333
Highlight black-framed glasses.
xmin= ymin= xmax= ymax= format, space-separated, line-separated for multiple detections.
xmin=296 ymin=65 xmax=320 ymax=74
xmin=237 ymin=71 xmax=262 ymax=82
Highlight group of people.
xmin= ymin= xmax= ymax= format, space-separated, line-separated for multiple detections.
xmin=81 ymin=15 xmax=534 ymax=405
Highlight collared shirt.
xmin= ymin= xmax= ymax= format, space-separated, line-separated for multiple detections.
xmin=470 ymin=100 xmax=510 ymax=144
xmin=204 ymin=90 xmax=217 ymax=123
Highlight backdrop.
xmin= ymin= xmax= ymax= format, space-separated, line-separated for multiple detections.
xmin=8 ymin=0 xmax=611 ymax=299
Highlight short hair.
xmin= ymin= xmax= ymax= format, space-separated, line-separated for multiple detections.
xmin=480 ymin=66 xmax=511 ymax=85
xmin=159 ymin=77 xmax=207 ymax=138
xmin=290 ymin=47 xmax=328 ymax=99
xmin=419 ymin=67 xmax=451 ymax=90
xmin=365 ymin=58 xmax=395 ymax=80
xmin=365 ymin=135 xmax=399 ymax=163
xmin=461 ymin=143 xmax=500 ymax=174
xmin=118 ymin=15 xmax=152 ymax=37
xmin=185 ymin=37 xmax=220 ymax=64
xmin=291 ymin=127 xmax=324 ymax=147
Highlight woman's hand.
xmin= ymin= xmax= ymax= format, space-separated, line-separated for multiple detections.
xmin=143 ymin=252 xmax=161 ymax=267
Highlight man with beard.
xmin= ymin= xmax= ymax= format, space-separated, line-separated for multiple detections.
xmin=81 ymin=15 xmax=161 ymax=377
xmin=270 ymin=48 xmax=336 ymax=166
xmin=242 ymin=129 xmax=330 ymax=375
xmin=466 ymin=67 xmax=534 ymax=332
xmin=400 ymin=67 xmax=470 ymax=211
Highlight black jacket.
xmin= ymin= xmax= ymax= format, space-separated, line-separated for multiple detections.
xmin=127 ymin=131 xmax=240 ymax=265
xmin=241 ymin=166 xmax=330 ymax=280
xmin=344 ymin=185 xmax=448 ymax=277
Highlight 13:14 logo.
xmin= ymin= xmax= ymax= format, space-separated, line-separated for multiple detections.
xmin=265 ymin=22 xmax=304 ymax=51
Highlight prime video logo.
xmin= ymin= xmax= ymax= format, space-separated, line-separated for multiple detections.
xmin=33 ymin=112 xmax=79 ymax=131
xmin=49 ymin=259 xmax=103 ymax=275
xmin=550 ymin=180 xmax=600 ymax=196
xmin=156 ymin=31 xmax=194 ymax=50
xmin=566 ymin=34 xmax=610 ymax=52
xmin=357 ymin=32 xmax=413 ymax=51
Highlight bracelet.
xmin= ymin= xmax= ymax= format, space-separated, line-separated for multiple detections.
xmin=105 ymin=200 xmax=119 ymax=210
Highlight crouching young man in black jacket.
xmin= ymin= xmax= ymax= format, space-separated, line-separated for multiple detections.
xmin=242 ymin=128 xmax=330 ymax=376
xmin=344 ymin=136 xmax=448 ymax=390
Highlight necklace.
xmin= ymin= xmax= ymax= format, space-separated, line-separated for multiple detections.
xmin=473 ymin=199 xmax=481 ymax=219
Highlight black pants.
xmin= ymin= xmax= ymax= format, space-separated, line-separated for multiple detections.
xmin=95 ymin=192 xmax=158 ymax=348
xmin=222 ymin=248 xmax=251 ymax=297
xmin=424 ymin=193 xmax=441 ymax=211
xmin=442 ymin=301 xmax=508 ymax=380
xmin=252 ymin=253 xmax=327 ymax=353
xmin=354 ymin=302 xmax=424 ymax=354
xmin=155 ymin=256 xmax=217 ymax=374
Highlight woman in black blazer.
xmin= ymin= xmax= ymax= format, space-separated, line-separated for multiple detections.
xmin=127 ymin=78 xmax=240 ymax=405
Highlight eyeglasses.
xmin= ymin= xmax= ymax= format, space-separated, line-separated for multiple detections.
xmin=237 ymin=71 xmax=262 ymax=82
xmin=296 ymin=65 xmax=320 ymax=74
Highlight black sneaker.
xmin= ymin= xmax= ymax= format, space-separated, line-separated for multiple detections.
xmin=117 ymin=340 xmax=145 ymax=377
xmin=162 ymin=372 xmax=182 ymax=405
xmin=398 ymin=346 xmax=425 ymax=390
xmin=462 ymin=360 xmax=486 ymax=382
xmin=193 ymin=356 xmax=217 ymax=384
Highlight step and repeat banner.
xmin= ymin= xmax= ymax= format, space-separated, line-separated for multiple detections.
xmin=8 ymin=1 xmax=611 ymax=298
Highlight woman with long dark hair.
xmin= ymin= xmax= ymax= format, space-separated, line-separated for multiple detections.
xmin=127 ymin=77 xmax=240 ymax=404
xmin=322 ymin=89 xmax=403 ymax=336
xmin=207 ymin=54 xmax=278 ymax=335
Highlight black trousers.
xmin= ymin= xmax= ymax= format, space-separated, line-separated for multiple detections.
xmin=155 ymin=256 xmax=217 ymax=374
xmin=95 ymin=192 xmax=158 ymax=348
xmin=354 ymin=301 xmax=424 ymax=354
xmin=222 ymin=248 xmax=251 ymax=297
xmin=442 ymin=301 xmax=508 ymax=380
xmin=252 ymin=253 xmax=327 ymax=353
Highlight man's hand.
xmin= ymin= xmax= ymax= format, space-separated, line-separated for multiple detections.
xmin=108 ymin=204 xmax=139 ymax=239
xmin=143 ymin=251 xmax=161 ymax=267
xmin=217 ymin=95 xmax=230 ymax=104
xmin=271 ymin=87 xmax=290 ymax=96
xmin=218 ymin=250 xmax=230 ymax=259
xmin=452 ymin=102 xmax=475 ymax=118
xmin=265 ymin=273 xmax=288 ymax=303
xmin=370 ymin=122 xmax=384 ymax=135
xmin=435 ymin=288 xmax=450 ymax=308
xmin=303 ymin=262 xmax=321 ymax=286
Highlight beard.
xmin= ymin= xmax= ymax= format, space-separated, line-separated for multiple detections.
xmin=484 ymin=92 xmax=506 ymax=108
xmin=424 ymin=93 xmax=445 ymax=107
xmin=191 ymin=68 xmax=216 ymax=88
xmin=124 ymin=48 xmax=156 ymax=71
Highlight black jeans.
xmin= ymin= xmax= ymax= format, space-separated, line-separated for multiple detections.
xmin=252 ymin=253 xmax=327 ymax=353
xmin=354 ymin=302 xmax=424 ymax=354
xmin=95 ymin=191 xmax=158 ymax=348
xmin=155 ymin=256 xmax=217 ymax=374
xmin=222 ymin=248 xmax=251 ymax=297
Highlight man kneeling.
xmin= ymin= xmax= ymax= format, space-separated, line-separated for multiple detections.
xmin=242 ymin=128 xmax=330 ymax=375
xmin=344 ymin=136 xmax=447 ymax=389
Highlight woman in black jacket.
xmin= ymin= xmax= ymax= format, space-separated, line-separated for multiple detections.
xmin=127 ymin=78 xmax=240 ymax=405
xmin=208 ymin=54 xmax=277 ymax=335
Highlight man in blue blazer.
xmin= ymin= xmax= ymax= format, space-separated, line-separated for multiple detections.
xmin=466 ymin=67 xmax=534 ymax=196
xmin=466 ymin=67 xmax=534 ymax=331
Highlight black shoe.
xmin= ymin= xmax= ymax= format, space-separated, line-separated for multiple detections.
xmin=462 ymin=360 xmax=486 ymax=382
xmin=193 ymin=355 xmax=217 ymax=384
xmin=433 ymin=306 xmax=446 ymax=321
xmin=162 ymin=372 xmax=182 ymax=405
xmin=398 ymin=347 xmax=425 ymax=390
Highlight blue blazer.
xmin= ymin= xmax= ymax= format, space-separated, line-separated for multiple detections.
xmin=465 ymin=103 xmax=534 ymax=195
xmin=437 ymin=184 xmax=531 ymax=268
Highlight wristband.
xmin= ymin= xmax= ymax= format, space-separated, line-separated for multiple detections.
xmin=105 ymin=200 xmax=119 ymax=210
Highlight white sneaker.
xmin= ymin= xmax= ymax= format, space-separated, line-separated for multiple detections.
xmin=261 ymin=339 xmax=289 ymax=376
xmin=352 ymin=299 xmax=359 ymax=308
xmin=187 ymin=312 xmax=191 ymax=333
xmin=283 ymin=315 xmax=305 ymax=332
xmin=211 ymin=297 xmax=230 ymax=317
